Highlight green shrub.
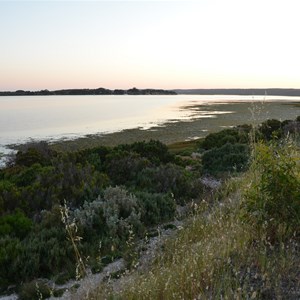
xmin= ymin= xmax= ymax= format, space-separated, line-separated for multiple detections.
xmin=258 ymin=119 xmax=283 ymax=140
xmin=202 ymin=143 xmax=250 ymax=175
xmin=0 ymin=210 xmax=32 ymax=239
xmin=0 ymin=226 xmax=75 ymax=286
xmin=0 ymin=236 xmax=22 ymax=287
xmin=116 ymin=140 xmax=174 ymax=165
xmin=0 ymin=180 xmax=20 ymax=214
xmin=15 ymin=141 xmax=56 ymax=167
xmin=104 ymin=151 xmax=150 ymax=185
xmin=199 ymin=127 xmax=250 ymax=151
xmin=243 ymin=141 xmax=300 ymax=240
xmin=136 ymin=164 xmax=201 ymax=203
xmin=135 ymin=192 xmax=176 ymax=226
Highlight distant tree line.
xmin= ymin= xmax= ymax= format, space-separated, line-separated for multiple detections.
xmin=0 ymin=87 xmax=177 ymax=96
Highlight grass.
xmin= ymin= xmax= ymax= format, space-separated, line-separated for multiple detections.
xmin=167 ymin=139 xmax=200 ymax=155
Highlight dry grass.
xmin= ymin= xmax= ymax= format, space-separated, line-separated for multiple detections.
xmin=87 ymin=174 xmax=299 ymax=299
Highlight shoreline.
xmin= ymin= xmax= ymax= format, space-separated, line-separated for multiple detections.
xmin=2 ymin=99 xmax=300 ymax=158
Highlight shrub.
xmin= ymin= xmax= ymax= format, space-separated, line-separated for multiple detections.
xmin=0 ymin=226 xmax=75 ymax=286
xmin=199 ymin=128 xmax=250 ymax=151
xmin=116 ymin=140 xmax=174 ymax=165
xmin=202 ymin=143 xmax=250 ymax=175
xmin=102 ymin=186 xmax=143 ymax=239
xmin=258 ymin=119 xmax=283 ymax=140
xmin=104 ymin=151 xmax=150 ymax=185
xmin=14 ymin=141 xmax=56 ymax=167
xmin=0 ymin=236 xmax=22 ymax=287
xmin=136 ymin=164 xmax=201 ymax=203
xmin=243 ymin=141 xmax=300 ymax=240
xmin=135 ymin=192 xmax=176 ymax=226
xmin=0 ymin=210 xmax=32 ymax=239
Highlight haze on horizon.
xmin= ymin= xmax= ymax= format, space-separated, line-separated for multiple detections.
xmin=1 ymin=0 xmax=300 ymax=91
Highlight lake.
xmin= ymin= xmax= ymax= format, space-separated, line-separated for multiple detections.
xmin=1 ymin=94 xmax=300 ymax=158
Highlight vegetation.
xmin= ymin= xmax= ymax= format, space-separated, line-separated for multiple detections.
xmin=0 ymin=87 xmax=176 ymax=96
xmin=0 ymin=139 xmax=202 ymax=294
xmin=91 ymin=122 xmax=300 ymax=299
xmin=0 ymin=116 xmax=299 ymax=298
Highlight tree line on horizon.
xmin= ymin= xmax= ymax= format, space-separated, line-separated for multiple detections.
xmin=0 ymin=87 xmax=177 ymax=96
xmin=2 ymin=87 xmax=300 ymax=97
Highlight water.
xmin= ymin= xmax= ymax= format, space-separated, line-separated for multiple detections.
xmin=1 ymin=94 xmax=300 ymax=159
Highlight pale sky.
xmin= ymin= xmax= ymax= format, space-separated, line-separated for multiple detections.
xmin=1 ymin=0 xmax=300 ymax=91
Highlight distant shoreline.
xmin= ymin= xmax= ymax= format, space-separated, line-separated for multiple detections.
xmin=174 ymin=88 xmax=300 ymax=96
xmin=0 ymin=87 xmax=176 ymax=96
xmin=1 ymin=88 xmax=300 ymax=97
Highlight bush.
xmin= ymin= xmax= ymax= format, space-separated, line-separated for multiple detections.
xmin=0 ymin=210 xmax=32 ymax=239
xmin=104 ymin=151 xmax=150 ymax=185
xmin=243 ymin=141 xmax=300 ymax=240
xmin=14 ymin=142 xmax=57 ymax=167
xmin=135 ymin=192 xmax=176 ymax=226
xmin=0 ymin=236 xmax=22 ymax=287
xmin=199 ymin=128 xmax=250 ymax=151
xmin=202 ymin=143 xmax=250 ymax=175
xmin=102 ymin=186 xmax=143 ymax=239
xmin=136 ymin=164 xmax=201 ymax=203
xmin=116 ymin=140 xmax=174 ymax=165
xmin=258 ymin=119 xmax=283 ymax=140
xmin=0 ymin=226 xmax=75 ymax=287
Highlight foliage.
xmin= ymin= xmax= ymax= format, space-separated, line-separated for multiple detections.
xmin=104 ymin=150 xmax=150 ymax=185
xmin=0 ymin=210 xmax=32 ymax=239
xmin=0 ymin=236 xmax=22 ymax=287
xmin=1 ymin=119 xmax=300 ymax=296
xmin=242 ymin=141 xmax=300 ymax=240
xmin=14 ymin=142 xmax=57 ymax=167
xmin=135 ymin=191 xmax=176 ymax=226
xmin=257 ymin=118 xmax=283 ymax=140
xmin=116 ymin=140 xmax=175 ymax=165
xmin=92 ymin=169 xmax=300 ymax=300
xmin=202 ymin=143 xmax=250 ymax=175
xmin=0 ymin=140 xmax=190 ymax=290
xmin=135 ymin=163 xmax=202 ymax=203
xmin=101 ymin=186 xmax=143 ymax=239
xmin=199 ymin=118 xmax=300 ymax=177
xmin=198 ymin=126 xmax=251 ymax=176
xmin=199 ymin=127 xmax=250 ymax=151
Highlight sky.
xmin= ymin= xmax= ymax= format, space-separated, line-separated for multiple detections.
xmin=1 ymin=0 xmax=300 ymax=91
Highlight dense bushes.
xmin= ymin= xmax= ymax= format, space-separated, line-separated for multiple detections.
xmin=199 ymin=116 xmax=300 ymax=176
xmin=0 ymin=140 xmax=200 ymax=291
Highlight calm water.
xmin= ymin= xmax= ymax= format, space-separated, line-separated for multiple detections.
xmin=1 ymin=94 xmax=300 ymax=157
